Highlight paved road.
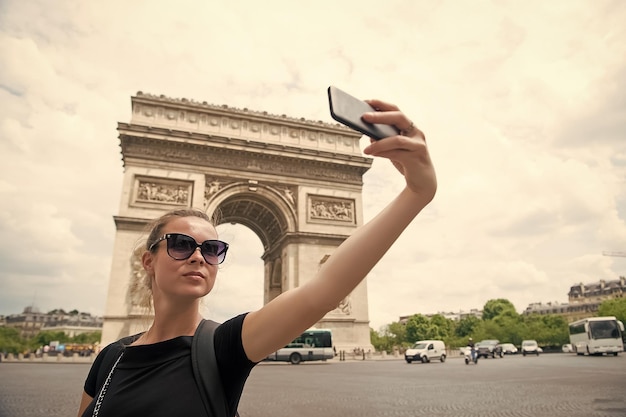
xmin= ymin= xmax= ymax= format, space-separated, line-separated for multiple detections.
xmin=1 ymin=354 xmax=625 ymax=417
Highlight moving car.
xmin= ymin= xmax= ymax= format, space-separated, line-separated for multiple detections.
xmin=521 ymin=340 xmax=541 ymax=356
xmin=405 ymin=340 xmax=447 ymax=364
xmin=498 ymin=343 xmax=518 ymax=355
xmin=562 ymin=343 xmax=573 ymax=353
xmin=476 ymin=339 xmax=503 ymax=358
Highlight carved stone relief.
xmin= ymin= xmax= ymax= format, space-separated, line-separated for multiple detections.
xmin=308 ymin=195 xmax=355 ymax=224
xmin=204 ymin=177 xmax=235 ymax=208
xmin=132 ymin=176 xmax=193 ymax=208
xmin=267 ymin=184 xmax=297 ymax=208
xmin=332 ymin=295 xmax=352 ymax=315
xmin=282 ymin=187 xmax=296 ymax=207
xmin=128 ymin=246 xmax=151 ymax=312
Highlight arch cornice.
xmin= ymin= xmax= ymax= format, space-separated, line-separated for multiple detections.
xmin=128 ymin=91 xmax=364 ymax=154
xmin=119 ymin=133 xmax=371 ymax=185
xmin=113 ymin=216 xmax=150 ymax=232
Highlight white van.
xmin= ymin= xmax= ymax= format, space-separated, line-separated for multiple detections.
xmin=404 ymin=340 xmax=447 ymax=363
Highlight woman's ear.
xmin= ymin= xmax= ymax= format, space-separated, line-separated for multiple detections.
xmin=142 ymin=250 xmax=154 ymax=275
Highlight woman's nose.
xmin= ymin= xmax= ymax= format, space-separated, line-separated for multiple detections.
xmin=187 ymin=247 xmax=204 ymax=263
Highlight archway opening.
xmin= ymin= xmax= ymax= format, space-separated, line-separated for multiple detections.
xmin=200 ymin=223 xmax=264 ymax=322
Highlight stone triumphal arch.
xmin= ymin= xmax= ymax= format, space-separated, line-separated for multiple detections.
xmin=101 ymin=92 xmax=374 ymax=351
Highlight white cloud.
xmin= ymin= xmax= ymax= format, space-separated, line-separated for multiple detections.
xmin=0 ymin=0 xmax=625 ymax=331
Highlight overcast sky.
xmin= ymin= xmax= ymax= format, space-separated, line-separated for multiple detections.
xmin=1 ymin=0 xmax=625 ymax=331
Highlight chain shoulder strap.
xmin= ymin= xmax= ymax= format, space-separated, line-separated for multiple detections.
xmin=92 ymin=351 xmax=124 ymax=417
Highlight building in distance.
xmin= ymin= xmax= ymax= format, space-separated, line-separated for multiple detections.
xmin=524 ymin=276 xmax=625 ymax=322
xmin=1 ymin=306 xmax=103 ymax=338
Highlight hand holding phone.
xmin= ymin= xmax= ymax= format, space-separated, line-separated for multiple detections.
xmin=327 ymin=86 xmax=399 ymax=140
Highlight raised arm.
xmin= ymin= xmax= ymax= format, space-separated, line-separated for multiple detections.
xmin=242 ymin=99 xmax=437 ymax=362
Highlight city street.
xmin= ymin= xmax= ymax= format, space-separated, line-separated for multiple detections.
xmin=1 ymin=353 xmax=625 ymax=417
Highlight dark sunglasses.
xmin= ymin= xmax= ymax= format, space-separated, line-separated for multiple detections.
xmin=149 ymin=233 xmax=229 ymax=265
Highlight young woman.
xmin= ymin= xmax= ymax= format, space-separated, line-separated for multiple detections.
xmin=77 ymin=98 xmax=437 ymax=417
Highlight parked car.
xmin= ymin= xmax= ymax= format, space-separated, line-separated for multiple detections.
xmin=562 ymin=344 xmax=573 ymax=353
xmin=405 ymin=340 xmax=447 ymax=364
xmin=521 ymin=340 xmax=540 ymax=356
xmin=476 ymin=339 xmax=503 ymax=358
xmin=498 ymin=343 xmax=518 ymax=355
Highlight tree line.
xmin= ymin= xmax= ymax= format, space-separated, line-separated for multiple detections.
xmin=0 ymin=308 xmax=102 ymax=355
xmin=0 ymin=327 xmax=102 ymax=355
xmin=370 ymin=297 xmax=626 ymax=353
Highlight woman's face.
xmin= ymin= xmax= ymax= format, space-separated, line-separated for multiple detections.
xmin=143 ymin=216 xmax=220 ymax=305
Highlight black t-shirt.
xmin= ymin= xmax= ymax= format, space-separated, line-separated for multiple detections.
xmin=82 ymin=314 xmax=255 ymax=417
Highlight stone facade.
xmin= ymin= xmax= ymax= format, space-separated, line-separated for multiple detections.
xmin=568 ymin=277 xmax=626 ymax=303
xmin=101 ymin=92 xmax=375 ymax=351
xmin=523 ymin=276 xmax=625 ymax=322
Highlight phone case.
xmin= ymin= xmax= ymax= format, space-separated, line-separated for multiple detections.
xmin=327 ymin=86 xmax=399 ymax=140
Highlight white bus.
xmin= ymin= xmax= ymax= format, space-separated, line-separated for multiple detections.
xmin=265 ymin=329 xmax=335 ymax=365
xmin=568 ymin=316 xmax=625 ymax=356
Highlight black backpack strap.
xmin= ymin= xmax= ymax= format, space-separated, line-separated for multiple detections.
xmin=95 ymin=344 xmax=123 ymax=392
xmin=95 ymin=334 xmax=139 ymax=394
xmin=192 ymin=319 xmax=233 ymax=417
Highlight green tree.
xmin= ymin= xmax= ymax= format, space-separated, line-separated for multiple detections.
xmin=539 ymin=315 xmax=569 ymax=347
xmin=519 ymin=314 xmax=568 ymax=348
xmin=0 ymin=327 xmax=28 ymax=355
xmin=31 ymin=331 xmax=70 ymax=347
xmin=386 ymin=321 xmax=408 ymax=347
xmin=405 ymin=314 xmax=430 ymax=343
xmin=71 ymin=332 xmax=101 ymax=344
xmin=455 ymin=316 xmax=481 ymax=337
xmin=429 ymin=314 xmax=454 ymax=339
xmin=370 ymin=327 xmax=386 ymax=352
xmin=598 ymin=298 xmax=626 ymax=325
xmin=493 ymin=314 xmax=524 ymax=345
xmin=371 ymin=322 xmax=406 ymax=353
xmin=482 ymin=299 xmax=517 ymax=321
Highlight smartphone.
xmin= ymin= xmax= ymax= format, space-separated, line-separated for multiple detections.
xmin=328 ymin=86 xmax=399 ymax=140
